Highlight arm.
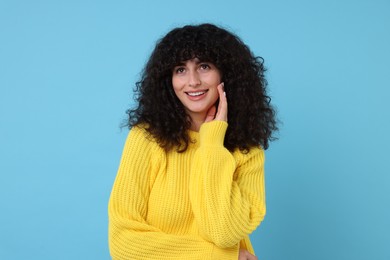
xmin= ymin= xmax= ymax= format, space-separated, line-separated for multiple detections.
xmin=189 ymin=121 xmax=266 ymax=248
xmin=108 ymin=127 xmax=215 ymax=260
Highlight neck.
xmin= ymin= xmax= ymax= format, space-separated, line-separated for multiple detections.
xmin=188 ymin=113 xmax=207 ymax=132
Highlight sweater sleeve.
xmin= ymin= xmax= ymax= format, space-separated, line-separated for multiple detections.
xmin=189 ymin=121 xmax=266 ymax=248
xmin=108 ymin=127 xmax=217 ymax=260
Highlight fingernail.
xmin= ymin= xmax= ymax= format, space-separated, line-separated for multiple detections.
xmin=224 ymin=91 xmax=226 ymax=96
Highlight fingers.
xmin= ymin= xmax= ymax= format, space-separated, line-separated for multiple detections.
xmin=214 ymin=82 xmax=228 ymax=122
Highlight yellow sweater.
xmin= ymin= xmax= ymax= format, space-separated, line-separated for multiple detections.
xmin=108 ymin=121 xmax=266 ymax=259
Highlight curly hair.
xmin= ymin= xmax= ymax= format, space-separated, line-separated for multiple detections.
xmin=126 ymin=23 xmax=278 ymax=152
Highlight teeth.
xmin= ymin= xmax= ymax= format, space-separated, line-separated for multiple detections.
xmin=187 ymin=91 xmax=205 ymax=96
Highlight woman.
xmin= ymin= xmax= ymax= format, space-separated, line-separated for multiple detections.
xmin=108 ymin=23 xmax=277 ymax=259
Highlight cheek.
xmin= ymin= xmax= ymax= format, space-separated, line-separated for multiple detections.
xmin=210 ymin=72 xmax=222 ymax=87
xmin=212 ymin=90 xmax=219 ymax=102
xmin=208 ymin=87 xmax=219 ymax=104
xmin=171 ymin=79 xmax=184 ymax=100
xmin=171 ymin=77 xmax=178 ymax=90
xmin=172 ymin=76 xmax=185 ymax=92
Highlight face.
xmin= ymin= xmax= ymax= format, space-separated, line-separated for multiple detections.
xmin=172 ymin=58 xmax=221 ymax=121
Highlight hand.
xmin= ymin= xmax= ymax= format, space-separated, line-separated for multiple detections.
xmin=238 ymin=249 xmax=258 ymax=260
xmin=205 ymin=82 xmax=228 ymax=123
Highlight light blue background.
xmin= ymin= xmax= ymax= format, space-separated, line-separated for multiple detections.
xmin=1 ymin=0 xmax=389 ymax=259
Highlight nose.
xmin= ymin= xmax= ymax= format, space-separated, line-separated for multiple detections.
xmin=188 ymin=70 xmax=201 ymax=87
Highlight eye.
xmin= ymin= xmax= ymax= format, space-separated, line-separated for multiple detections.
xmin=174 ymin=67 xmax=185 ymax=74
xmin=199 ymin=63 xmax=211 ymax=70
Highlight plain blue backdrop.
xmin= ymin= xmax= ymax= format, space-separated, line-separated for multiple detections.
xmin=1 ymin=0 xmax=389 ymax=259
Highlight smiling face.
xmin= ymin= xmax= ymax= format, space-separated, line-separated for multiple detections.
xmin=172 ymin=58 xmax=221 ymax=122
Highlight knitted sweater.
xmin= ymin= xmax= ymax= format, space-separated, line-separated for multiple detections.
xmin=108 ymin=121 xmax=266 ymax=259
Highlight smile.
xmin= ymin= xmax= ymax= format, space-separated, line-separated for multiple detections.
xmin=186 ymin=90 xmax=208 ymax=97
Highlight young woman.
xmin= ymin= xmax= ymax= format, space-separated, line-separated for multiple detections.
xmin=108 ymin=23 xmax=278 ymax=259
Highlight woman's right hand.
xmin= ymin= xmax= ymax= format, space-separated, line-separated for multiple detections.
xmin=238 ymin=249 xmax=258 ymax=260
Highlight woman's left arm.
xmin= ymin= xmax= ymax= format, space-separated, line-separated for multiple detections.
xmin=189 ymin=121 xmax=266 ymax=249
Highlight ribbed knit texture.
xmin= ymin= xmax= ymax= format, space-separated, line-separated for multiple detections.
xmin=108 ymin=121 xmax=266 ymax=260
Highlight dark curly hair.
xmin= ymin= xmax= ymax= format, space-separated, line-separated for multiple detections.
xmin=126 ymin=23 xmax=278 ymax=152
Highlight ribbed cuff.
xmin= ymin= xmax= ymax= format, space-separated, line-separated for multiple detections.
xmin=199 ymin=121 xmax=228 ymax=146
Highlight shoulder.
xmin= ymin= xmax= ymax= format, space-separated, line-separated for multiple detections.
xmin=233 ymin=146 xmax=265 ymax=167
xmin=124 ymin=124 xmax=164 ymax=155
xmin=128 ymin=124 xmax=151 ymax=140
